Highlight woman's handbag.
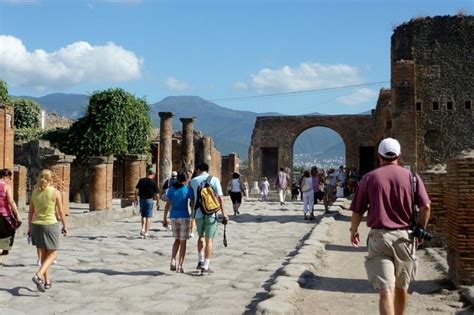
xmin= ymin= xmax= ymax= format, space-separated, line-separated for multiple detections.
xmin=0 ymin=215 xmax=20 ymax=238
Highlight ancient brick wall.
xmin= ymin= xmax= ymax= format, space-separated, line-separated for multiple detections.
xmin=373 ymin=89 xmax=392 ymax=145
xmin=391 ymin=16 xmax=474 ymax=170
xmin=89 ymin=156 xmax=115 ymax=211
xmin=420 ymin=166 xmax=448 ymax=247
xmin=13 ymin=164 xmax=27 ymax=211
xmin=221 ymin=153 xmax=240 ymax=194
xmin=390 ymin=60 xmax=417 ymax=168
xmin=249 ymin=115 xmax=374 ymax=182
xmin=210 ymin=140 xmax=222 ymax=181
xmin=14 ymin=140 xmax=61 ymax=198
xmin=123 ymin=154 xmax=147 ymax=200
xmin=0 ymin=105 xmax=14 ymax=170
xmin=171 ymin=138 xmax=181 ymax=174
xmin=446 ymin=151 xmax=474 ymax=285
xmin=113 ymin=157 xmax=125 ymax=198
xmin=42 ymin=154 xmax=75 ymax=215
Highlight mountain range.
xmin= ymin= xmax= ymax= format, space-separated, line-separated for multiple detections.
xmin=18 ymin=93 xmax=346 ymax=160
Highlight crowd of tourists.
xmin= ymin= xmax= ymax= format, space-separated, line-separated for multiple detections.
xmin=266 ymin=165 xmax=360 ymax=220
xmin=0 ymin=136 xmax=432 ymax=315
xmin=135 ymin=162 xmax=229 ymax=276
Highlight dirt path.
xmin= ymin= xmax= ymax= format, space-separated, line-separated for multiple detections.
xmin=294 ymin=210 xmax=469 ymax=314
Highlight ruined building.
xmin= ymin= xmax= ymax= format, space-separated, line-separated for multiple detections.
xmin=250 ymin=15 xmax=473 ymax=179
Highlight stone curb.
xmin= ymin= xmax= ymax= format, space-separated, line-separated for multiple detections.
xmin=15 ymin=205 xmax=138 ymax=236
xmin=256 ymin=214 xmax=337 ymax=315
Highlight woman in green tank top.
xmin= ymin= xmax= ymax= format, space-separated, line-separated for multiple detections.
xmin=28 ymin=169 xmax=68 ymax=292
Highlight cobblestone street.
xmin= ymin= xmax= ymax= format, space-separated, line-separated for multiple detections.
xmin=0 ymin=198 xmax=318 ymax=314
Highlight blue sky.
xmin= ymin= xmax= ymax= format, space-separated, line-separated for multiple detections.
xmin=0 ymin=0 xmax=471 ymax=115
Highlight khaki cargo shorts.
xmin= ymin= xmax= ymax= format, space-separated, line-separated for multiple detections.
xmin=365 ymin=229 xmax=417 ymax=290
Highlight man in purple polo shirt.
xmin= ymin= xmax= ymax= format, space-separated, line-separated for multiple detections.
xmin=350 ymin=138 xmax=431 ymax=315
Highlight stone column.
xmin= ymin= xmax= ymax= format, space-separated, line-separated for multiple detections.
xmin=0 ymin=105 xmax=14 ymax=170
xmin=123 ymin=154 xmax=148 ymax=202
xmin=42 ymin=154 xmax=75 ymax=215
xmin=13 ymin=164 xmax=27 ymax=211
xmin=446 ymin=150 xmax=474 ymax=285
xmin=180 ymin=117 xmax=196 ymax=171
xmin=159 ymin=112 xmax=173 ymax=187
xmin=89 ymin=156 xmax=115 ymax=211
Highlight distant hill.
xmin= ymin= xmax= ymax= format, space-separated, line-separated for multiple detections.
xmin=19 ymin=93 xmax=88 ymax=119
xmin=18 ymin=93 xmax=347 ymax=159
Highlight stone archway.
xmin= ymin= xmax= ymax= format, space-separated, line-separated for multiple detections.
xmin=249 ymin=114 xmax=375 ymax=181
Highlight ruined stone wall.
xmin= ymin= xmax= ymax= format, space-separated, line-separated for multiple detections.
xmin=221 ymin=153 xmax=240 ymax=194
xmin=420 ymin=166 xmax=448 ymax=247
xmin=44 ymin=113 xmax=73 ymax=129
xmin=172 ymin=138 xmax=182 ymax=173
xmin=373 ymin=89 xmax=393 ymax=148
xmin=210 ymin=139 xmax=222 ymax=180
xmin=0 ymin=105 xmax=14 ymax=170
xmin=391 ymin=15 xmax=474 ymax=170
xmin=14 ymin=140 xmax=61 ymax=196
xmin=13 ymin=164 xmax=27 ymax=211
xmin=249 ymin=115 xmax=375 ymax=182
xmin=446 ymin=151 xmax=474 ymax=285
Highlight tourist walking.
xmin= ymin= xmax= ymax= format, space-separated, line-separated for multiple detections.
xmin=134 ymin=167 xmax=159 ymax=239
xmin=311 ymin=167 xmax=324 ymax=209
xmin=190 ymin=163 xmax=229 ymax=273
xmin=260 ymin=177 xmax=270 ymax=202
xmin=0 ymin=168 xmax=21 ymax=266
xmin=227 ymin=172 xmax=244 ymax=215
xmin=300 ymin=170 xmax=314 ymax=220
xmin=276 ymin=167 xmax=290 ymax=206
xmin=161 ymin=171 xmax=178 ymax=202
xmin=163 ymin=173 xmax=194 ymax=273
xmin=348 ymin=167 xmax=359 ymax=196
xmin=350 ymin=138 xmax=431 ymax=315
xmin=28 ymin=169 xmax=68 ymax=292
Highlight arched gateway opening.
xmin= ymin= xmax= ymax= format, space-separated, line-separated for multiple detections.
xmin=293 ymin=127 xmax=345 ymax=174
xmin=248 ymin=114 xmax=376 ymax=182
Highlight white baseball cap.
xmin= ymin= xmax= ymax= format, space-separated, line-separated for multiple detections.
xmin=378 ymin=138 xmax=401 ymax=158
xmin=171 ymin=171 xmax=178 ymax=176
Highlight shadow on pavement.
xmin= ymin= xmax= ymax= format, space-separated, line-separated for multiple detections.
xmin=230 ymin=212 xmax=327 ymax=224
xmin=300 ymin=272 xmax=375 ymax=294
xmin=0 ymin=286 xmax=38 ymax=297
xmin=68 ymin=268 xmax=164 ymax=277
xmin=325 ymin=244 xmax=368 ymax=252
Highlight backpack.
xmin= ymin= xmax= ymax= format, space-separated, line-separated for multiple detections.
xmin=196 ymin=175 xmax=221 ymax=215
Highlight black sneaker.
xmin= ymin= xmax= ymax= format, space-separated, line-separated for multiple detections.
xmin=196 ymin=261 xmax=204 ymax=270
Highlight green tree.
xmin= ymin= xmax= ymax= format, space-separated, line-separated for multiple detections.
xmin=0 ymin=80 xmax=8 ymax=103
xmin=8 ymin=98 xmax=42 ymax=129
xmin=66 ymin=88 xmax=152 ymax=160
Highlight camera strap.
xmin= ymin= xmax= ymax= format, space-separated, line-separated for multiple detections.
xmin=410 ymin=169 xmax=419 ymax=227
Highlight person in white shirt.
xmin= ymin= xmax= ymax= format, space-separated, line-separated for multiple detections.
xmin=300 ymin=170 xmax=314 ymax=220
xmin=227 ymin=172 xmax=245 ymax=215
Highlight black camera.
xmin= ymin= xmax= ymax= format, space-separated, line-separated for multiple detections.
xmin=413 ymin=226 xmax=433 ymax=241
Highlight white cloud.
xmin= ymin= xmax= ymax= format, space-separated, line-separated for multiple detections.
xmin=0 ymin=35 xmax=143 ymax=91
xmin=336 ymin=88 xmax=377 ymax=106
xmin=237 ymin=62 xmax=364 ymax=93
xmin=164 ymin=77 xmax=189 ymax=92
xmin=233 ymin=81 xmax=248 ymax=91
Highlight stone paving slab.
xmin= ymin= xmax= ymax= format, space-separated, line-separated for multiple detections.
xmin=0 ymin=197 xmax=325 ymax=314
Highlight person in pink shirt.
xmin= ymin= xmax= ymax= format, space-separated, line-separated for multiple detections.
xmin=0 ymin=168 xmax=21 ymax=266
xmin=350 ymin=138 xmax=431 ymax=315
